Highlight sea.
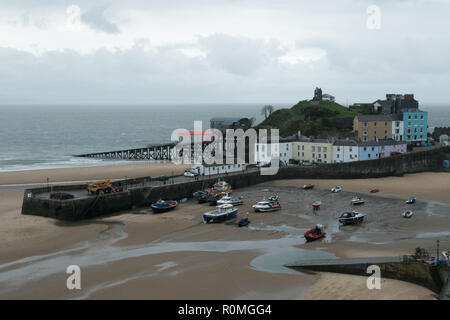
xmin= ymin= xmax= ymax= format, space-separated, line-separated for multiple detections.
xmin=0 ymin=103 xmax=448 ymax=172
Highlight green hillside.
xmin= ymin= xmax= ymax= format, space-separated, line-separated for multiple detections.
xmin=255 ymin=100 xmax=361 ymax=138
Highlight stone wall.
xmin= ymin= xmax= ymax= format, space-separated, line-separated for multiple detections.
xmin=21 ymin=147 xmax=447 ymax=220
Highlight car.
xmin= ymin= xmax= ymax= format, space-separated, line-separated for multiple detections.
xmin=301 ymin=162 xmax=313 ymax=166
xmin=184 ymin=171 xmax=198 ymax=177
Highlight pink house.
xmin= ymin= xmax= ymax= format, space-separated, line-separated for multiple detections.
xmin=378 ymin=140 xmax=407 ymax=158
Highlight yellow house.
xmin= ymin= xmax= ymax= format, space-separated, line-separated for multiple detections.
xmin=292 ymin=139 xmax=333 ymax=164
xmin=353 ymin=114 xmax=393 ymax=142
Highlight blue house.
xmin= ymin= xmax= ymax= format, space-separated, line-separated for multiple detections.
xmin=403 ymin=109 xmax=428 ymax=145
xmin=358 ymin=142 xmax=380 ymax=161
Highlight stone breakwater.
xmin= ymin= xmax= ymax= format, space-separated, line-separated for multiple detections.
xmin=21 ymin=147 xmax=448 ymax=221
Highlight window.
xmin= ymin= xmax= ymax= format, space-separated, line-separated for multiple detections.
xmin=371 ymin=147 xmax=375 ymax=151
xmin=312 ymin=153 xmax=315 ymax=158
xmin=297 ymin=152 xmax=300 ymax=156
xmin=374 ymin=122 xmax=377 ymax=126
xmin=324 ymin=154 xmax=327 ymax=159
xmin=318 ymin=146 xmax=322 ymax=152
xmin=396 ymin=121 xmax=400 ymax=127
xmin=385 ymin=122 xmax=387 ymax=126
xmin=415 ymin=115 xmax=418 ymax=119
xmin=363 ymin=147 xmax=367 ymax=151
xmin=323 ymin=147 xmax=327 ymax=152
xmin=312 ymin=146 xmax=315 ymax=152
xmin=363 ymin=130 xmax=368 ymax=135
xmin=364 ymin=122 xmax=368 ymax=127
xmin=420 ymin=115 xmax=424 ymax=120
xmin=337 ymin=147 xmax=340 ymax=151
xmin=408 ymin=115 xmax=411 ymax=120
xmin=368 ymin=154 xmax=371 ymax=158
xmin=318 ymin=154 xmax=321 ymax=158
xmin=350 ymin=147 xmax=352 ymax=152
xmin=302 ymin=145 xmax=304 ymax=150
xmin=302 ymin=152 xmax=304 ymax=157
xmin=337 ymin=154 xmax=340 ymax=158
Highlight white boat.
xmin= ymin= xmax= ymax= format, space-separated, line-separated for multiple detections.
xmin=351 ymin=196 xmax=365 ymax=205
xmin=252 ymin=196 xmax=281 ymax=212
xmin=217 ymin=195 xmax=243 ymax=206
xmin=202 ymin=204 xmax=238 ymax=223
xmin=402 ymin=210 xmax=413 ymax=218
xmin=331 ymin=186 xmax=342 ymax=193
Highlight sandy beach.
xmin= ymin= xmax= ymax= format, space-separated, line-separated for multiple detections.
xmin=0 ymin=164 xmax=449 ymax=299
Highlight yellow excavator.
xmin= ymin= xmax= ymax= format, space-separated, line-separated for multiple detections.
xmin=87 ymin=180 xmax=116 ymax=195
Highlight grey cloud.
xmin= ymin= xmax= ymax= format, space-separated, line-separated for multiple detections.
xmin=81 ymin=5 xmax=120 ymax=34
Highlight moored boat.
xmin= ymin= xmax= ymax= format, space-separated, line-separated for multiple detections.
xmin=202 ymin=204 xmax=238 ymax=223
xmin=339 ymin=211 xmax=365 ymax=225
xmin=212 ymin=180 xmax=232 ymax=195
xmin=405 ymin=196 xmax=416 ymax=204
xmin=151 ymin=199 xmax=178 ymax=213
xmin=303 ymin=184 xmax=314 ymax=190
xmin=312 ymin=200 xmax=322 ymax=209
xmin=351 ymin=196 xmax=365 ymax=205
xmin=217 ymin=195 xmax=243 ymax=206
xmin=238 ymin=217 xmax=250 ymax=227
xmin=370 ymin=188 xmax=380 ymax=193
xmin=304 ymin=224 xmax=326 ymax=241
xmin=193 ymin=190 xmax=208 ymax=203
xmin=402 ymin=210 xmax=413 ymax=218
xmin=331 ymin=186 xmax=342 ymax=193
xmin=252 ymin=195 xmax=281 ymax=212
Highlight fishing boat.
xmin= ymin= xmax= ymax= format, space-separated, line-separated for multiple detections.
xmin=206 ymin=193 xmax=221 ymax=206
xmin=351 ymin=196 xmax=365 ymax=205
xmin=339 ymin=211 xmax=365 ymax=225
xmin=212 ymin=180 xmax=232 ymax=195
xmin=312 ymin=200 xmax=322 ymax=209
xmin=193 ymin=190 xmax=208 ymax=203
xmin=304 ymin=224 xmax=326 ymax=241
xmin=405 ymin=196 xmax=416 ymax=204
xmin=402 ymin=210 xmax=413 ymax=218
xmin=303 ymin=184 xmax=314 ymax=190
xmin=370 ymin=188 xmax=380 ymax=193
xmin=252 ymin=195 xmax=281 ymax=212
xmin=217 ymin=195 xmax=243 ymax=206
xmin=202 ymin=204 xmax=238 ymax=223
xmin=151 ymin=199 xmax=178 ymax=213
xmin=331 ymin=186 xmax=342 ymax=193
xmin=238 ymin=217 xmax=250 ymax=227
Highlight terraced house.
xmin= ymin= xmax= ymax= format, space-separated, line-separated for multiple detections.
xmin=292 ymin=138 xmax=333 ymax=164
xmin=353 ymin=114 xmax=393 ymax=142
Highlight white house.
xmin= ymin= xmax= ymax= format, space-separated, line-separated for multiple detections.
xmin=191 ymin=163 xmax=246 ymax=176
xmin=332 ymin=140 xmax=359 ymax=163
xmin=392 ymin=116 xmax=404 ymax=141
xmin=255 ymin=136 xmax=294 ymax=165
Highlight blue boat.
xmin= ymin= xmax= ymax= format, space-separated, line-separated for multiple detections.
xmin=202 ymin=204 xmax=238 ymax=223
xmin=405 ymin=196 xmax=416 ymax=204
xmin=238 ymin=217 xmax=250 ymax=227
xmin=193 ymin=191 xmax=208 ymax=203
xmin=151 ymin=199 xmax=178 ymax=213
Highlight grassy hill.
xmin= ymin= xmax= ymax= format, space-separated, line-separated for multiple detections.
xmin=255 ymin=100 xmax=362 ymax=138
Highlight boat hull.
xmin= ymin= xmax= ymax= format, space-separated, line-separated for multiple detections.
xmin=253 ymin=206 xmax=281 ymax=212
xmin=151 ymin=201 xmax=178 ymax=213
xmin=304 ymin=230 xmax=326 ymax=242
xmin=203 ymin=209 xmax=238 ymax=223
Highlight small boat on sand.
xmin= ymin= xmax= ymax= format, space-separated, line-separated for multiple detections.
xmin=252 ymin=195 xmax=281 ymax=212
xmin=238 ymin=217 xmax=250 ymax=227
xmin=193 ymin=191 xmax=208 ymax=203
xmin=303 ymin=184 xmax=314 ymax=190
xmin=339 ymin=211 xmax=365 ymax=225
xmin=402 ymin=210 xmax=413 ymax=218
xmin=351 ymin=196 xmax=365 ymax=205
xmin=151 ymin=199 xmax=178 ymax=213
xmin=203 ymin=204 xmax=238 ymax=223
xmin=217 ymin=195 xmax=243 ymax=206
xmin=405 ymin=196 xmax=416 ymax=204
xmin=312 ymin=200 xmax=322 ymax=209
xmin=212 ymin=180 xmax=232 ymax=195
xmin=304 ymin=224 xmax=326 ymax=242
xmin=370 ymin=188 xmax=380 ymax=193
xmin=331 ymin=186 xmax=342 ymax=193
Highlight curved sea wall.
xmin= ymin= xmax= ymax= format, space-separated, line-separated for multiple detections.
xmin=22 ymin=147 xmax=447 ymax=221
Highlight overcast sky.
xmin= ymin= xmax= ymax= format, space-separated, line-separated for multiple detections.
xmin=0 ymin=0 xmax=449 ymax=105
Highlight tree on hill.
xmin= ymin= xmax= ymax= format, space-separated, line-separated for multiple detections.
xmin=261 ymin=105 xmax=274 ymax=120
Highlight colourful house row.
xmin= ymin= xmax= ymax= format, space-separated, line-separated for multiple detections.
xmin=255 ymin=138 xmax=407 ymax=164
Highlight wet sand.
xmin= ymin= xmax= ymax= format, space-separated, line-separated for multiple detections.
xmin=0 ymin=165 xmax=449 ymax=299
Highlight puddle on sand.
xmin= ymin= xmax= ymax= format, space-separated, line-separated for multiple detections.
xmin=416 ymin=231 xmax=450 ymax=239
